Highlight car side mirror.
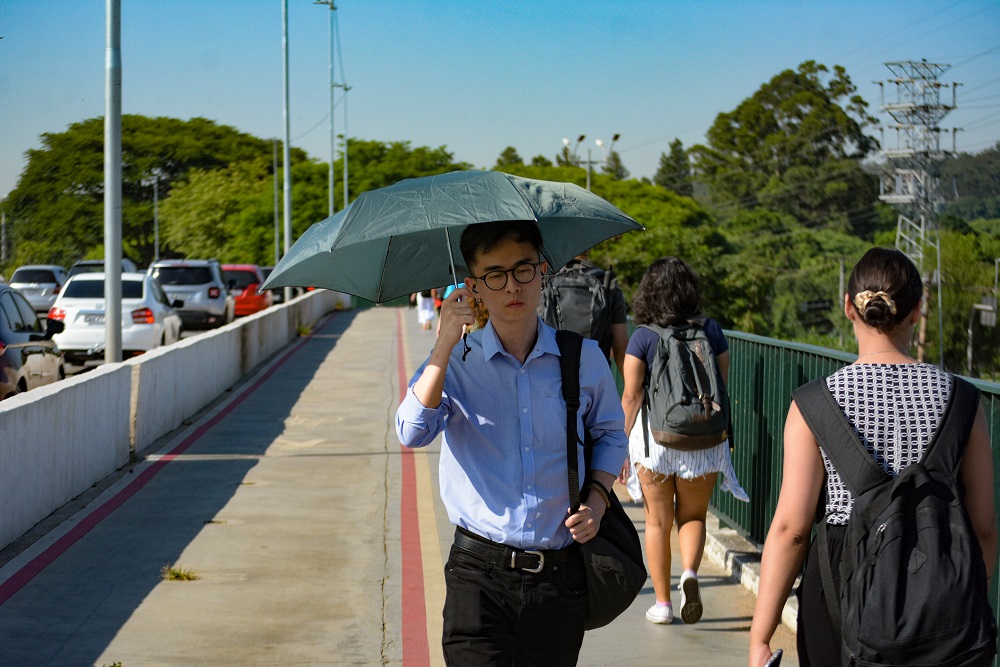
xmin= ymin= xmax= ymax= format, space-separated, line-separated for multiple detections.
xmin=44 ymin=318 xmax=65 ymax=338
xmin=172 ymin=299 xmax=185 ymax=309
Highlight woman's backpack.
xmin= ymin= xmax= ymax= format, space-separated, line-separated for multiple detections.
xmin=639 ymin=320 xmax=730 ymax=456
xmin=793 ymin=377 xmax=997 ymax=667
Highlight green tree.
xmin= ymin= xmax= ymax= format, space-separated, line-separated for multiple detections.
xmin=2 ymin=115 xmax=285 ymax=269
xmin=530 ymin=155 xmax=553 ymax=167
xmin=601 ymin=151 xmax=630 ymax=181
xmin=495 ymin=146 xmax=523 ymax=167
xmin=941 ymin=142 xmax=1000 ymax=220
xmin=690 ymin=61 xmax=879 ymax=234
xmin=653 ymin=139 xmax=693 ymax=196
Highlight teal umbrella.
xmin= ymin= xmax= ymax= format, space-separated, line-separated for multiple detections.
xmin=261 ymin=170 xmax=642 ymax=304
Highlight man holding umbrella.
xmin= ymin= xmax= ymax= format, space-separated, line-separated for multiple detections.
xmin=396 ymin=220 xmax=628 ymax=665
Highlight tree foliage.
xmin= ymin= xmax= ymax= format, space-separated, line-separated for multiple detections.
xmin=1 ymin=115 xmax=286 ymax=269
xmin=690 ymin=61 xmax=879 ymax=234
xmin=654 ymin=139 xmax=693 ymax=196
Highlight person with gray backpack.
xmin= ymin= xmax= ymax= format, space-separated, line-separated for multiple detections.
xmin=749 ymin=248 xmax=997 ymax=667
xmin=618 ymin=257 xmax=748 ymax=626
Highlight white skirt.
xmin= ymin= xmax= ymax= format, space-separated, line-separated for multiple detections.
xmin=626 ymin=417 xmax=749 ymax=503
xmin=416 ymin=294 xmax=436 ymax=325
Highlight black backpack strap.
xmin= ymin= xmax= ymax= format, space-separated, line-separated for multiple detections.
xmin=920 ymin=377 xmax=980 ymax=477
xmin=556 ymin=329 xmax=585 ymax=514
xmin=792 ymin=379 xmax=888 ymax=498
xmin=792 ymin=377 xmax=890 ymax=631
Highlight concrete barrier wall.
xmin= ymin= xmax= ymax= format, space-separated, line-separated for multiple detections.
xmin=0 ymin=363 xmax=131 ymax=548
xmin=0 ymin=290 xmax=346 ymax=552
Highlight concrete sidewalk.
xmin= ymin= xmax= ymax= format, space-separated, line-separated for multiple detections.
xmin=0 ymin=307 xmax=798 ymax=666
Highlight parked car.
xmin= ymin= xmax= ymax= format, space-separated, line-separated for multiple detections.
xmin=68 ymin=258 xmax=139 ymax=279
xmin=0 ymin=284 xmax=65 ymax=400
xmin=222 ymin=264 xmax=273 ymax=317
xmin=260 ymin=266 xmax=305 ymax=305
xmin=48 ymin=272 xmax=183 ymax=371
xmin=148 ymin=259 xmax=234 ymax=330
xmin=8 ymin=264 xmax=69 ymax=314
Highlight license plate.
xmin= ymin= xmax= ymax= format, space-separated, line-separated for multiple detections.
xmin=84 ymin=314 xmax=105 ymax=325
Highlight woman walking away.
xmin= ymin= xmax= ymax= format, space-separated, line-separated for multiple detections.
xmin=748 ymin=247 xmax=997 ymax=667
xmin=619 ymin=257 xmax=748 ymax=625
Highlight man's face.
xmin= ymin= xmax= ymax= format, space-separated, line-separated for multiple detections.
xmin=466 ymin=238 xmax=545 ymax=328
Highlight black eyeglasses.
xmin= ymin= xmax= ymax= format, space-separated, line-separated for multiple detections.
xmin=472 ymin=262 xmax=541 ymax=291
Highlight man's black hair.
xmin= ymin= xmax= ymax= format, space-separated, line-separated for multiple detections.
xmin=459 ymin=220 xmax=543 ymax=271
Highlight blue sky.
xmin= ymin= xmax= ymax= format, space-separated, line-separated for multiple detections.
xmin=1 ymin=0 xmax=998 ymax=200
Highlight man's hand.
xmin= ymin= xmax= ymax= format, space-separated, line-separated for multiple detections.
xmin=436 ymin=287 xmax=475 ymax=348
xmin=565 ymin=497 xmax=607 ymax=544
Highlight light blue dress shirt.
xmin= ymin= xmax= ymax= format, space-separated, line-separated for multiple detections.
xmin=395 ymin=317 xmax=628 ymax=550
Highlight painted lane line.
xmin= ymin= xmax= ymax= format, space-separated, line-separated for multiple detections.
xmin=397 ymin=309 xmax=431 ymax=667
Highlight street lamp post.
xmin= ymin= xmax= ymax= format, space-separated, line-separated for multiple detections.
xmin=335 ymin=82 xmax=351 ymax=206
xmin=152 ymin=177 xmax=159 ymax=262
xmin=565 ymin=134 xmax=620 ymax=191
xmin=315 ymin=0 xmax=336 ymax=216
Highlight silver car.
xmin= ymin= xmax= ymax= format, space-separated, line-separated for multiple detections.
xmin=148 ymin=259 xmax=234 ymax=330
xmin=8 ymin=264 xmax=69 ymax=314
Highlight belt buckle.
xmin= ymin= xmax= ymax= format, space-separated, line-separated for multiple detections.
xmin=514 ymin=549 xmax=544 ymax=573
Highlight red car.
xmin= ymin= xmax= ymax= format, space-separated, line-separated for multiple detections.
xmin=221 ymin=264 xmax=273 ymax=317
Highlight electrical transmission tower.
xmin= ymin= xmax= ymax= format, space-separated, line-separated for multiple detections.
xmin=876 ymin=60 xmax=961 ymax=367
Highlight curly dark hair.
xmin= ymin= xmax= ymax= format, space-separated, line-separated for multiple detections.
xmin=459 ymin=220 xmax=543 ymax=272
xmin=847 ymin=247 xmax=922 ymax=333
xmin=632 ymin=257 xmax=702 ymax=327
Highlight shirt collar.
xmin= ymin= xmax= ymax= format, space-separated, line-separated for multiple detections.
xmin=481 ymin=316 xmax=559 ymax=362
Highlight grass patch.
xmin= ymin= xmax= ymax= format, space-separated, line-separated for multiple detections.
xmin=296 ymin=324 xmax=312 ymax=337
xmin=161 ymin=563 xmax=200 ymax=581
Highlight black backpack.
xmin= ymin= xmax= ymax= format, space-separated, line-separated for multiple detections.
xmin=539 ymin=261 xmax=614 ymax=360
xmin=793 ymin=377 xmax=997 ymax=667
xmin=639 ymin=320 xmax=730 ymax=457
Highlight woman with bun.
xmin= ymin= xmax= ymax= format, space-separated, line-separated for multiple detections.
xmin=748 ymin=247 xmax=997 ymax=666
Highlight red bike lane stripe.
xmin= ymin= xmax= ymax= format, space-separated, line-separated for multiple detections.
xmin=0 ymin=317 xmax=327 ymax=606
xmin=397 ymin=309 xmax=431 ymax=667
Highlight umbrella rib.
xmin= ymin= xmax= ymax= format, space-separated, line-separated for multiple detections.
xmin=377 ymin=236 xmax=394 ymax=303
xmin=499 ymin=172 xmax=539 ymax=223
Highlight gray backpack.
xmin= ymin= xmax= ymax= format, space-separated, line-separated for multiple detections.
xmin=538 ymin=261 xmax=614 ymax=361
xmin=639 ymin=320 xmax=729 ymax=456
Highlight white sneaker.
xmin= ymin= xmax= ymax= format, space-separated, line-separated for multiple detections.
xmin=645 ymin=602 xmax=673 ymax=624
xmin=679 ymin=570 xmax=703 ymax=624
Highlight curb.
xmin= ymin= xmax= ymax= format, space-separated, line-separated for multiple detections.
xmin=703 ymin=511 xmax=800 ymax=633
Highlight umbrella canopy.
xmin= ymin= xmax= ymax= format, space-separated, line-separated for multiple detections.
xmin=262 ymin=170 xmax=643 ymax=304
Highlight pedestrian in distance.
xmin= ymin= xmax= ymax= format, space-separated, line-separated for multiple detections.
xmin=618 ymin=257 xmax=748 ymax=626
xmin=748 ymin=248 xmax=998 ymax=667
xmin=396 ymin=220 xmax=628 ymax=666
xmin=415 ymin=288 xmax=436 ymax=330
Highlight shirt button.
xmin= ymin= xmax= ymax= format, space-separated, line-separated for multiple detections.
xmin=522 ymin=407 xmax=528 ymax=413
xmin=520 ymin=369 xmax=525 ymax=374
xmin=527 ymin=484 xmax=533 ymax=490
xmin=524 ymin=446 xmax=530 ymax=452
xmin=526 ymin=522 xmax=532 ymax=529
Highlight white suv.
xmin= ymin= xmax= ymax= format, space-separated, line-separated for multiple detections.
xmin=148 ymin=259 xmax=234 ymax=330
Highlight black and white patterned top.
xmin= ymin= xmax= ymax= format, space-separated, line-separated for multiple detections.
xmin=821 ymin=363 xmax=952 ymax=525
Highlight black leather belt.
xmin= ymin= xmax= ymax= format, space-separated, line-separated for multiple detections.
xmin=454 ymin=526 xmax=575 ymax=573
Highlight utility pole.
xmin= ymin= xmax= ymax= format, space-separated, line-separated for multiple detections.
xmin=281 ymin=0 xmax=292 ymax=304
xmin=104 ymin=0 xmax=122 ymax=364
xmin=1 ymin=210 xmax=7 ymax=265
xmin=315 ymin=0 xmax=336 ymax=216
xmin=876 ymin=60 xmax=958 ymax=369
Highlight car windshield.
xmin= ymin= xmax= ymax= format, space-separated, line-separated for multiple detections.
xmin=223 ymin=270 xmax=259 ymax=290
xmin=63 ymin=279 xmax=144 ymax=299
xmin=11 ymin=269 xmax=58 ymax=283
xmin=153 ymin=267 xmax=215 ymax=286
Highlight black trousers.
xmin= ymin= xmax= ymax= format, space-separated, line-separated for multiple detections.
xmin=441 ymin=538 xmax=587 ymax=667
xmin=797 ymin=524 xmax=846 ymax=667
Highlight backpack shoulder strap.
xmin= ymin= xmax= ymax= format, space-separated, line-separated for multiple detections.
xmin=556 ymin=329 xmax=584 ymax=514
xmin=791 ymin=378 xmax=889 ymax=497
xmin=920 ymin=376 xmax=980 ymax=477
xmin=792 ymin=376 xmax=889 ymax=633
